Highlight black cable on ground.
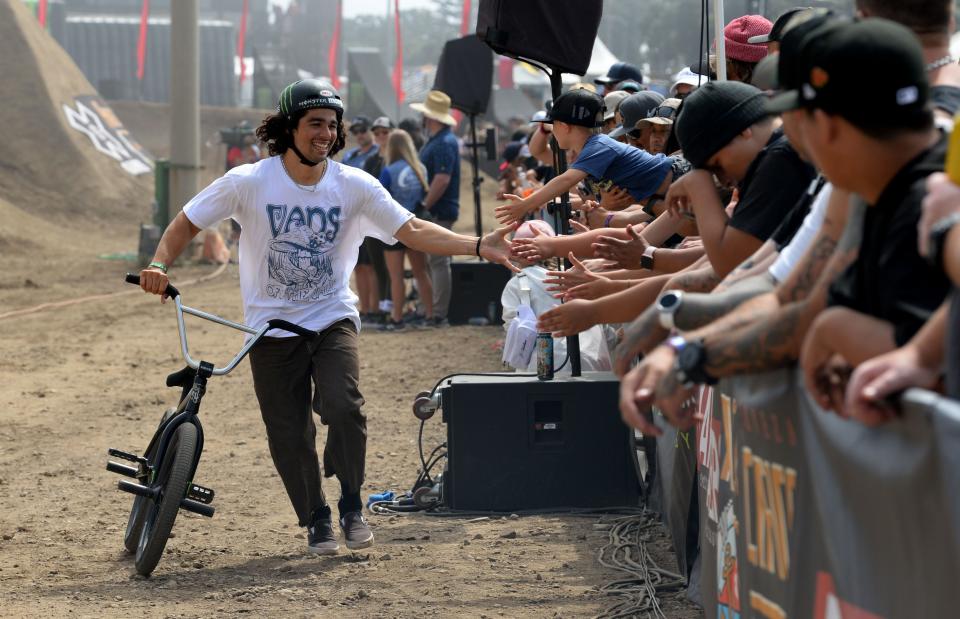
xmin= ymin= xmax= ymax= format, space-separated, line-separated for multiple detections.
xmin=595 ymin=511 xmax=686 ymax=619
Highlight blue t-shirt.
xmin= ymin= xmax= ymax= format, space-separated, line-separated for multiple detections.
xmin=341 ymin=144 xmax=379 ymax=169
xmin=419 ymin=126 xmax=460 ymax=221
xmin=379 ymin=160 xmax=427 ymax=213
xmin=571 ymin=134 xmax=673 ymax=201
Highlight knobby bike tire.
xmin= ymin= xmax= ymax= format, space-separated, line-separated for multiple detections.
xmin=123 ymin=407 xmax=177 ymax=554
xmin=134 ymin=421 xmax=197 ymax=576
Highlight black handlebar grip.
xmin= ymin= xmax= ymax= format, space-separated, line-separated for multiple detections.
xmin=267 ymin=319 xmax=317 ymax=338
xmin=124 ymin=273 xmax=180 ymax=299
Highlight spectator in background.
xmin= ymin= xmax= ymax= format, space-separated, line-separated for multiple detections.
xmin=411 ymin=90 xmax=461 ymax=326
xmin=364 ymin=116 xmax=395 ymax=314
xmin=594 ymin=62 xmax=645 ymax=96
xmin=670 ymin=67 xmax=706 ymax=100
xmin=341 ymin=116 xmax=378 ymax=169
xmin=716 ymin=15 xmax=773 ymax=83
xmin=616 ymin=80 xmax=643 ymax=95
xmin=747 ymin=6 xmax=811 ymax=54
xmin=635 ymin=98 xmax=681 ymax=155
xmin=602 ymin=90 xmax=631 ymax=134
xmin=398 ymin=118 xmax=424 ymax=151
xmin=342 ymin=114 xmax=382 ymax=323
xmin=609 ymin=91 xmax=665 ymax=149
xmin=854 ymin=0 xmax=960 ymax=124
xmin=378 ymin=130 xmax=435 ymax=331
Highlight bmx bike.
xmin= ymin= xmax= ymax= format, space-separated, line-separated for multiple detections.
xmin=106 ymin=273 xmax=314 ymax=576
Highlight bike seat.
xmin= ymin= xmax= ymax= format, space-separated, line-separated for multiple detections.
xmin=166 ymin=366 xmax=197 ymax=388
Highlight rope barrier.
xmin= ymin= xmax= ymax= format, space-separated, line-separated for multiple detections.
xmin=0 ymin=261 xmax=229 ymax=321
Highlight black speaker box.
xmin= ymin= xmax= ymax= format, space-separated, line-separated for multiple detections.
xmin=433 ymin=35 xmax=494 ymax=116
xmin=476 ymin=0 xmax=603 ymax=76
xmin=440 ymin=373 xmax=640 ymax=511
xmin=447 ymin=260 xmax=511 ymax=325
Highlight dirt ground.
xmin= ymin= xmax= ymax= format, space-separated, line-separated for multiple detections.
xmin=0 ymin=257 xmax=701 ymax=618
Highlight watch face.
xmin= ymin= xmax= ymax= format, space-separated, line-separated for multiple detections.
xmin=659 ymin=292 xmax=679 ymax=310
xmin=677 ymin=342 xmax=702 ymax=372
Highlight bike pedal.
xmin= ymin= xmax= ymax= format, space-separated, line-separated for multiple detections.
xmin=108 ymin=448 xmax=147 ymax=464
xmin=188 ymin=483 xmax=215 ymax=504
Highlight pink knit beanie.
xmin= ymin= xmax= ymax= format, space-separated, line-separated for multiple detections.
xmin=724 ymin=15 xmax=772 ymax=63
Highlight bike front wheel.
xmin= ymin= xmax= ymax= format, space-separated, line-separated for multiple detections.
xmin=123 ymin=407 xmax=177 ymax=554
xmin=134 ymin=421 xmax=197 ymax=576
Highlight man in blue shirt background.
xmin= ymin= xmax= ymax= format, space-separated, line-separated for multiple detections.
xmin=411 ymin=90 xmax=461 ymax=325
xmin=340 ymin=116 xmax=378 ymax=169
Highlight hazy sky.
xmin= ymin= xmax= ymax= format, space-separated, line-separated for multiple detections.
xmin=270 ymin=0 xmax=437 ymax=19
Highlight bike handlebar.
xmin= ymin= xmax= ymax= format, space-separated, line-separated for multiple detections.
xmin=126 ymin=273 xmax=181 ymax=299
xmin=266 ymin=319 xmax=317 ymax=338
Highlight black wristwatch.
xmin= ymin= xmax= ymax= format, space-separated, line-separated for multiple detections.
xmin=640 ymin=245 xmax=656 ymax=270
xmin=672 ymin=337 xmax=716 ymax=387
xmin=927 ymin=212 xmax=960 ymax=269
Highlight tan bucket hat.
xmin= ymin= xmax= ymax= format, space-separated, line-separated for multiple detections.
xmin=410 ymin=90 xmax=458 ymax=126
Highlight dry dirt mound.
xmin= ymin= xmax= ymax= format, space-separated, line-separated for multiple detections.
xmin=0 ymin=0 xmax=151 ymax=236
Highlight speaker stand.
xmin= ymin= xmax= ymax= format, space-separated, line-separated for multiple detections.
xmin=467 ymin=112 xmax=484 ymax=240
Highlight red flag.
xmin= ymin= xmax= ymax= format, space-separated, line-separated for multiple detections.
xmin=37 ymin=0 xmax=48 ymax=27
xmin=328 ymin=0 xmax=342 ymax=89
xmin=237 ymin=0 xmax=249 ymax=84
xmin=498 ymin=57 xmax=514 ymax=89
xmin=136 ymin=0 xmax=150 ymax=81
xmin=392 ymin=0 xmax=404 ymax=103
xmin=460 ymin=0 xmax=471 ymax=36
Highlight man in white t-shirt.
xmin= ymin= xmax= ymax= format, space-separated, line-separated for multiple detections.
xmin=137 ymin=80 xmax=516 ymax=555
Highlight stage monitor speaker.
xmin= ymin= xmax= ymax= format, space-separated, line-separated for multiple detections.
xmin=433 ymin=35 xmax=494 ymax=116
xmin=440 ymin=373 xmax=640 ymax=511
xmin=476 ymin=0 xmax=603 ymax=76
xmin=447 ymin=260 xmax=511 ymax=325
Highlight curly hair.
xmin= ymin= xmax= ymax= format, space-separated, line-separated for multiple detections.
xmin=255 ymin=110 xmax=347 ymax=159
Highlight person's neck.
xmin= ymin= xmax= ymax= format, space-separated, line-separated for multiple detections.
xmin=358 ymin=142 xmax=374 ymax=153
xmin=852 ymin=129 xmax=940 ymax=204
xmin=282 ymin=150 xmax=325 ymax=185
xmin=923 ymin=41 xmax=960 ymax=87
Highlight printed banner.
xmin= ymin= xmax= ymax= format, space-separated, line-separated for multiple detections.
xmin=689 ymin=369 xmax=960 ymax=619
xmin=62 ymin=95 xmax=153 ymax=176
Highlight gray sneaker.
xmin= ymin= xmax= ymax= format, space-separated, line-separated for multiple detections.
xmin=307 ymin=517 xmax=339 ymax=555
xmin=339 ymin=511 xmax=374 ymax=550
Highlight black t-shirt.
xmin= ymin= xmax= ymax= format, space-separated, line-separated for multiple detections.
xmin=730 ymin=129 xmax=817 ymax=242
xmin=363 ymin=153 xmax=385 ymax=180
xmin=947 ymin=290 xmax=960 ymax=399
xmin=827 ymin=135 xmax=952 ymax=346
xmin=931 ymin=85 xmax=960 ymax=116
xmin=770 ymin=175 xmax=827 ymax=250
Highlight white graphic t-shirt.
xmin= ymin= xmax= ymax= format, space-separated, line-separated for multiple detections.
xmin=183 ymin=156 xmax=414 ymax=334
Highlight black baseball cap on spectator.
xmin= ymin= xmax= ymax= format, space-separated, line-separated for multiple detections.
xmin=594 ymin=62 xmax=644 ymax=86
xmin=765 ymin=18 xmax=930 ymax=131
xmin=610 ymin=91 xmax=665 ymax=139
xmin=544 ymin=89 xmax=604 ymax=128
xmin=349 ymin=116 xmax=371 ymax=133
xmin=748 ymin=7 xmax=810 ymax=44
xmin=675 ymin=81 xmax=769 ymax=168
xmin=753 ymin=9 xmax=841 ymax=91
xmin=617 ymin=80 xmax=643 ymax=94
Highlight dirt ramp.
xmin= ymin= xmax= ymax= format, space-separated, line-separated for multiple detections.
xmin=0 ymin=0 xmax=151 ymax=226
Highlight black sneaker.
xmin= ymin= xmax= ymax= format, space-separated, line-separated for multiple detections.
xmin=339 ymin=511 xmax=374 ymax=550
xmin=378 ymin=319 xmax=406 ymax=332
xmin=307 ymin=516 xmax=339 ymax=555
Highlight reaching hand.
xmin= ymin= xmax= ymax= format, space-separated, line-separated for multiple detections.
xmin=511 ymin=226 xmax=555 ymax=262
xmin=479 ymin=224 xmax=522 ymax=273
xmin=613 ymin=307 xmax=667 ymax=377
xmin=543 ymin=252 xmax=597 ymax=296
xmin=495 ymin=194 xmax=531 ymax=226
xmin=591 ymin=224 xmax=650 ymax=269
xmin=563 ymin=277 xmax=616 ymax=301
xmin=619 ymin=345 xmax=694 ymax=436
xmin=537 ymin=299 xmax=597 ymax=337
xmin=599 ymin=185 xmax=634 ymax=211
xmin=569 ymin=220 xmax=591 ymax=234
xmin=844 ymin=345 xmax=937 ymax=426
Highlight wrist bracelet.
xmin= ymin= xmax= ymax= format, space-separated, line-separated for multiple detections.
xmin=148 ymin=261 xmax=168 ymax=273
xmin=603 ymin=213 xmax=615 ymax=228
xmin=475 ymin=236 xmax=482 ymax=257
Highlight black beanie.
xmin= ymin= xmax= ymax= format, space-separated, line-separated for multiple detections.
xmin=675 ymin=81 xmax=770 ymax=168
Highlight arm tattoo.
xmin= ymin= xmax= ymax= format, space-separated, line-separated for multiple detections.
xmin=668 ymin=266 xmax=722 ymax=293
xmin=782 ymin=234 xmax=838 ymax=302
xmin=675 ymin=275 xmax=775 ymax=331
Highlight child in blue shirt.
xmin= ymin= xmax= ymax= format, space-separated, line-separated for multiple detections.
xmin=495 ymin=88 xmax=674 ymax=225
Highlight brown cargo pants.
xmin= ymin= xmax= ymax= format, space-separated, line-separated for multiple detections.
xmin=248 ymin=319 xmax=366 ymax=526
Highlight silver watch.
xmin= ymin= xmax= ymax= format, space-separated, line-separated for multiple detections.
xmin=656 ymin=290 xmax=684 ymax=331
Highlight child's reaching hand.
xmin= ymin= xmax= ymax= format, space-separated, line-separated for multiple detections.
xmin=495 ymin=194 xmax=531 ymax=225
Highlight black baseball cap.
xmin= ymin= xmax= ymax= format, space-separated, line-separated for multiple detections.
xmin=765 ymin=18 xmax=930 ymax=130
xmin=609 ymin=91 xmax=665 ymax=139
xmin=349 ymin=116 xmax=371 ymax=133
xmin=545 ymin=89 xmax=604 ymax=128
xmin=755 ymin=10 xmax=841 ymax=92
xmin=594 ymin=62 xmax=644 ymax=86
xmin=748 ymin=7 xmax=810 ymax=44
xmin=675 ymin=81 xmax=770 ymax=169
